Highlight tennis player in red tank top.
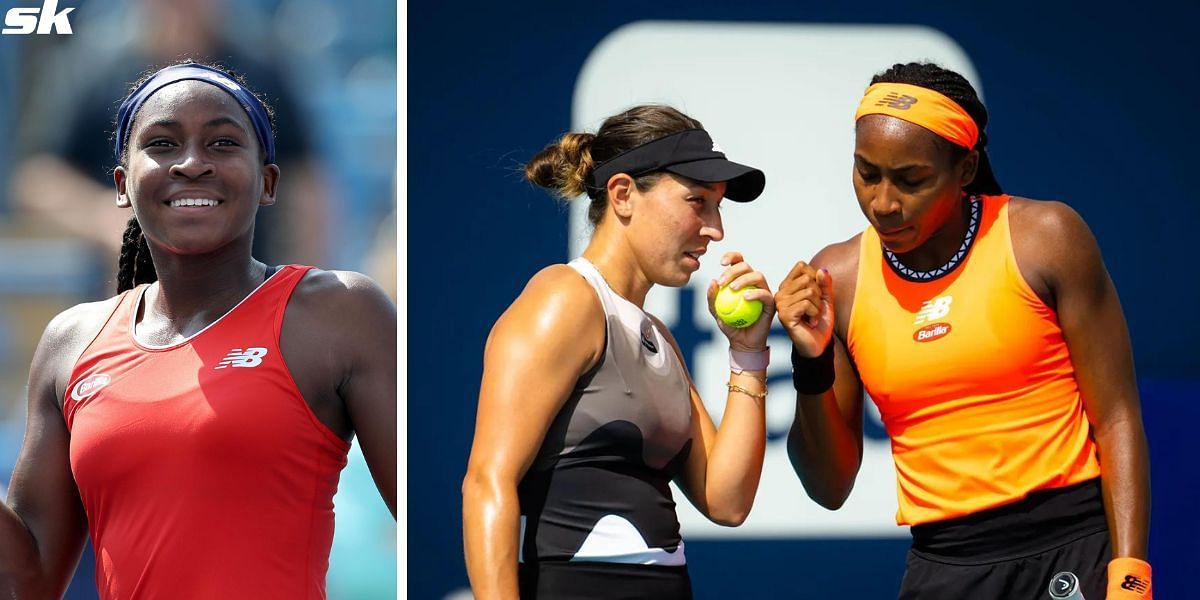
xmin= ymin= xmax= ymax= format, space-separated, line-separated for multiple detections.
xmin=0 ymin=62 xmax=396 ymax=599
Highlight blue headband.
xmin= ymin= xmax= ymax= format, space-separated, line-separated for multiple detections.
xmin=113 ymin=64 xmax=276 ymax=164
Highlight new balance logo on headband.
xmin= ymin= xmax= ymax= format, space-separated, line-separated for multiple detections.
xmin=2 ymin=0 xmax=75 ymax=35
xmin=215 ymin=348 xmax=268 ymax=369
xmin=876 ymin=93 xmax=918 ymax=110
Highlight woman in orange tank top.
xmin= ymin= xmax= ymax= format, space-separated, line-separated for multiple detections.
xmin=776 ymin=62 xmax=1151 ymax=600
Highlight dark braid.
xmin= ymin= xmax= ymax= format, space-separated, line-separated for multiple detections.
xmin=116 ymin=215 xmax=158 ymax=293
xmin=870 ymin=62 xmax=1002 ymax=195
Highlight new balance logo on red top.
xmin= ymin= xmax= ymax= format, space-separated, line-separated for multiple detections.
xmin=215 ymin=348 xmax=268 ymax=369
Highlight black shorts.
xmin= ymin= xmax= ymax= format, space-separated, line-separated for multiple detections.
xmin=898 ymin=478 xmax=1110 ymax=600
xmin=519 ymin=561 xmax=691 ymax=599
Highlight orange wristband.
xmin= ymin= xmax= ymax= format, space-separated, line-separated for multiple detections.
xmin=1107 ymin=557 xmax=1152 ymax=599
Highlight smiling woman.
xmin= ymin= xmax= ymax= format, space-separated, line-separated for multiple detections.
xmin=0 ymin=61 xmax=397 ymax=600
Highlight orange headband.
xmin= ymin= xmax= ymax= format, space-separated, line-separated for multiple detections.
xmin=855 ymin=83 xmax=979 ymax=149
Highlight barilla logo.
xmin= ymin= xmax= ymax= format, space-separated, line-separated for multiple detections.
xmin=2 ymin=0 xmax=75 ymax=35
xmin=913 ymin=322 xmax=951 ymax=342
xmin=70 ymin=373 xmax=110 ymax=402
xmin=876 ymin=92 xmax=917 ymax=110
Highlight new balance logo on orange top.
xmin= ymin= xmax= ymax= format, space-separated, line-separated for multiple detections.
xmin=914 ymin=296 xmax=952 ymax=325
xmin=215 ymin=348 xmax=268 ymax=369
xmin=876 ymin=93 xmax=917 ymax=110
xmin=913 ymin=296 xmax=952 ymax=342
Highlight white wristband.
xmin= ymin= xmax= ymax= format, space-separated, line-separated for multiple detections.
xmin=730 ymin=348 xmax=770 ymax=373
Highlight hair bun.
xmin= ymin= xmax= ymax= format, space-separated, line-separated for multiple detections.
xmin=524 ymin=132 xmax=596 ymax=199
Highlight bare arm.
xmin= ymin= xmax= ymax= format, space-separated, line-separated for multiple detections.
xmin=462 ymin=266 xmax=604 ymax=600
xmin=1012 ymin=200 xmax=1149 ymax=560
xmin=786 ymin=335 xmax=865 ymax=509
xmin=1 ymin=306 xmax=101 ymax=598
xmin=777 ymin=241 xmax=867 ymax=510
xmin=666 ymin=252 xmax=773 ymax=526
xmin=328 ymin=272 xmax=398 ymax=517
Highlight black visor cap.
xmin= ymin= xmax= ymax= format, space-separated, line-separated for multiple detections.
xmin=664 ymin=158 xmax=765 ymax=203
xmin=587 ymin=129 xmax=766 ymax=202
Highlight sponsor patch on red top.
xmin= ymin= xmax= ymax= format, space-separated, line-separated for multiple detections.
xmin=913 ymin=322 xmax=951 ymax=342
xmin=71 ymin=373 xmax=111 ymax=401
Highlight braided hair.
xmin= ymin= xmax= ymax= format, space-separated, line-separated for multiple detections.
xmin=113 ymin=60 xmax=276 ymax=293
xmin=870 ymin=62 xmax=1003 ymax=196
xmin=116 ymin=215 xmax=157 ymax=293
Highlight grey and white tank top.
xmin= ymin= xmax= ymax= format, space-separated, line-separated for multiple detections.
xmin=517 ymin=257 xmax=694 ymax=566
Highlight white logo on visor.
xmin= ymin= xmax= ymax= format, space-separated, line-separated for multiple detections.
xmin=711 ymin=141 xmax=723 ymax=153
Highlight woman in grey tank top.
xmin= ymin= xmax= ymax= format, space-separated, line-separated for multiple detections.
xmin=463 ymin=105 xmax=826 ymax=599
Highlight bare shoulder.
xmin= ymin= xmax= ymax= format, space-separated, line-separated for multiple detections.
xmin=1007 ymin=196 xmax=1094 ymax=242
xmin=293 ymin=268 xmax=394 ymax=307
xmin=286 ymin=268 xmax=395 ymax=349
xmin=520 ymin=263 xmax=597 ymax=299
xmin=1007 ymin=196 xmax=1105 ymax=304
xmin=43 ymin=296 xmax=123 ymax=347
xmin=487 ymin=263 xmax=605 ymax=367
xmin=810 ymin=233 xmax=863 ymax=284
xmin=1007 ymin=196 xmax=1101 ymax=267
xmin=289 ymin=268 xmax=396 ymax=327
xmin=36 ymin=296 xmax=124 ymax=400
xmin=492 ymin=264 xmax=602 ymax=339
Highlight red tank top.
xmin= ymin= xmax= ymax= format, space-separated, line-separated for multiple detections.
xmin=64 ymin=265 xmax=350 ymax=600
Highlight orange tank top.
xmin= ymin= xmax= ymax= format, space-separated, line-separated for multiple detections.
xmin=64 ymin=266 xmax=350 ymax=599
xmin=846 ymin=195 xmax=1100 ymax=526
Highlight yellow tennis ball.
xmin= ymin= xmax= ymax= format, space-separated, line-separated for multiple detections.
xmin=714 ymin=285 xmax=763 ymax=328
